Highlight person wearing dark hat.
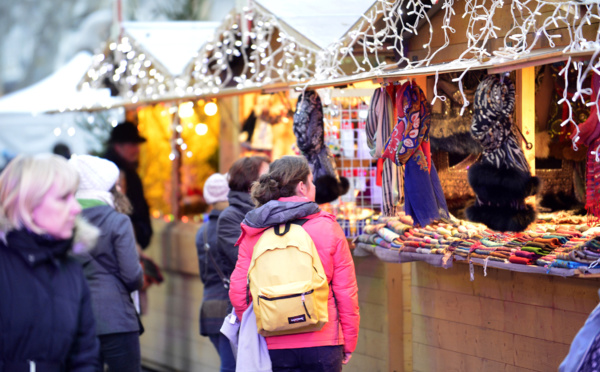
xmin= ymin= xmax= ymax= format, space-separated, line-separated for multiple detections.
xmin=103 ymin=121 xmax=153 ymax=250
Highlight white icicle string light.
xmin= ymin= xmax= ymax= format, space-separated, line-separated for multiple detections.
xmin=82 ymin=34 xmax=176 ymax=104
xmin=185 ymin=3 xmax=318 ymax=92
xmin=558 ymin=57 xmax=580 ymax=152
xmin=312 ymin=0 xmax=600 ymax=158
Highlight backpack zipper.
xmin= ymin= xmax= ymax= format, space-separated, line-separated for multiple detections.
xmin=258 ymin=289 xmax=314 ymax=319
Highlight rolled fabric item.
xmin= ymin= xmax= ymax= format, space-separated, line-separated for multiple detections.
xmin=374 ymin=237 xmax=392 ymax=249
xmin=522 ymin=246 xmax=551 ymax=256
xmin=363 ymin=224 xmax=386 ymax=235
xmin=514 ymin=250 xmax=539 ymax=260
xmin=356 ymin=234 xmax=373 ymax=244
xmin=377 ymin=227 xmax=401 ymax=243
xmin=509 ymin=255 xmax=533 ymax=265
xmin=466 ymin=75 xmax=540 ymax=232
xmin=533 ymin=237 xmax=561 ymax=247
xmin=553 ymin=259 xmax=589 ymax=269
xmin=401 ymin=246 xmax=419 ymax=253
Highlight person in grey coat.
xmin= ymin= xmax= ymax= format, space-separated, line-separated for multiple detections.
xmin=69 ymin=155 xmax=144 ymax=372
xmin=216 ymin=156 xmax=270 ymax=279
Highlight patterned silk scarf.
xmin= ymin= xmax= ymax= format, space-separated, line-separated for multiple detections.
xmin=470 ymin=75 xmax=530 ymax=173
xmin=381 ymin=81 xmax=449 ymax=226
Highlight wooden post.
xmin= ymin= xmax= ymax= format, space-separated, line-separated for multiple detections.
xmin=171 ymin=110 xmax=181 ymax=218
xmin=386 ymin=263 xmax=411 ymax=371
xmin=218 ymin=96 xmax=240 ymax=173
xmin=515 ymin=67 xmax=536 ymax=175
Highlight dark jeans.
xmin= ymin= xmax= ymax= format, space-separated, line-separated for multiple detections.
xmin=209 ymin=333 xmax=236 ymax=372
xmin=269 ymin=345 xmax=343 ymax=372
xmin=99 ymin=331 xmax=141 ymax=372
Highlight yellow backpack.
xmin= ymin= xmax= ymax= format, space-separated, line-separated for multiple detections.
xmin=247 ymin=219 xmax=329 ymax=337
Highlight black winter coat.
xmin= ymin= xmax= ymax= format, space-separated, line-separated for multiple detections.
xmin=0 ymin=230 xmax=100 ymax=371
xmin=216 ymin=191 xmax=254 ymax=278
xmin=103 ymin=148 xmax=153 ymax=249
xmin=195 ymin=209 xmax=229 ymax=335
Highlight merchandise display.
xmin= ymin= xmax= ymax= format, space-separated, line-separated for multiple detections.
xmin=354 ymin=213 xmax=600 ymax=277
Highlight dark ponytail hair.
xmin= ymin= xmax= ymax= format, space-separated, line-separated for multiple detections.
xmin=251 ymin=156 xmax=310 ymax=207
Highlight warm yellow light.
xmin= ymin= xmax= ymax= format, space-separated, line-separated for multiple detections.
xmin=204 ymin=102 xmax=218 ymax=116
xmin=178 ymin=102 xmax=195 ymax=118
xmin=195 ymin=123 xmax=208 ymax=135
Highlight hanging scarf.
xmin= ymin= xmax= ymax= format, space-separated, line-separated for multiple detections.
xmin=365 ymin=87 xmax=403 ymax=216
xmin=381 ymin=81 xmax=449 ymax=227
xmin=293 ymin=91 xmax=338 ymax=180
xmin=470 ymin=75 xmax=530 ymax=173
xmin=466 ymin=75 xmax=540 ymax=232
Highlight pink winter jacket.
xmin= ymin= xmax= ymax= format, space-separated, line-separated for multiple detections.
xmin=229 ymin=196 xmax=360 ymax=354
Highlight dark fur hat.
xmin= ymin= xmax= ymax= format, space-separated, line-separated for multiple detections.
xmin=315 ymin=175 xmax=350 ymax=205
xmin=465 ymin=202 xmax=537 ymax=232
xmin=468 ymin=162 xmax=541 ymax=204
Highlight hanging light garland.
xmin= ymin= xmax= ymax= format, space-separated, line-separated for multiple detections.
xmin=184 ymin=3 xmax=318 ymax=93
xmin=311 ymin=0 xmax=600 ymax=155
xmin=79 ymin=33 xmax=186 ymax=106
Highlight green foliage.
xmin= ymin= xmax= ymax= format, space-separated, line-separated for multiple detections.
xmin=74 ymin=112 xmax=115 ymax=156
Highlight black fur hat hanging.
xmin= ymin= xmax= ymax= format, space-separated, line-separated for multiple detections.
xmin=293 ymin=90 xmax=349 ymax=204
xmin=466 ymin=75 xmax=541 ymax=232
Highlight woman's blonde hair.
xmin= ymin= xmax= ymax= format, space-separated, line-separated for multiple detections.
xmin=251 ymin=156 xmax=310 ymax=207
xmin=0 ymin=154 xmax=79 ymax=234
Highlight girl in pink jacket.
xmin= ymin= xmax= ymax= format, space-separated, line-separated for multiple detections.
xmin=229 ymin=156 xmax=360 ymax=371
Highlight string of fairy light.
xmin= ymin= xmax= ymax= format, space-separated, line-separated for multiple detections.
xmin=69 ymin=0 xmax=600 ymax=160
xmin=314 ymin=0 xmax=600 ymax=156
xmin=80 ymin=34 xmax=186 ymax=104
xmin=70 ymin=1 xmax=319 ymax=161
xmin=184 ymin=3 xmax=318 ymax=93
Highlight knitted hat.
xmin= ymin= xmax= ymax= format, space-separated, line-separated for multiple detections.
xmin=69 ymin=155 xmax=120 ymax=192
xmin=203 ymin=173 xmax=229 ymax=204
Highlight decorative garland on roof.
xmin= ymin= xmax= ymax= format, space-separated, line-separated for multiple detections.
xmin=313 ymin=0 xmax=600 ymax=155
xmin=80 ymin=33 xmax=183 ymax=105
xmin=184 ymin=2 xmax=318 ymax=94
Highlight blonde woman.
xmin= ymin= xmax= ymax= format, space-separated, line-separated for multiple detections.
xmin=0 ymin=154 xmax=100 ymax=371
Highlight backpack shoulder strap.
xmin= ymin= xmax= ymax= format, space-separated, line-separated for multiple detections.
xmin=273 ymin=218 xmax=309 ymax=236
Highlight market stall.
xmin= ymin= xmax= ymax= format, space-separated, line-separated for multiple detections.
xmin=294 ymin=0 xmax=600 ymax=371
xmin=56 ymin=0 xmax=600 ymax=370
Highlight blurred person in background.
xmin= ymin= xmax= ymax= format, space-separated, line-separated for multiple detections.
xmin=103 ymin=120 xmax=152 ymax=250
xmin=104 ymin=120 xmax=161 ymax=314
xmin=69 ymin=155 xmax=144 ymax=372
xmin=0 ymin=154 xmax=100 ymax=371
xmin=215 ymin=156 xmax=270 ymax=280
xmin=195 ymin=173 xmax=235 ymax=372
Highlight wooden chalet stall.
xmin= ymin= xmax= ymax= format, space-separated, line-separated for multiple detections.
xmin=302 ymin=0 xmax=600 ymax=371
xmin=123 ymin=2 xmax=393 ymax=370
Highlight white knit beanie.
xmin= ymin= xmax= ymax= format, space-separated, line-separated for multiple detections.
xmin=69 ymin=155 xmax=120 ymax=192
xmin=203 ymin=173 xmax=229 ymax=204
